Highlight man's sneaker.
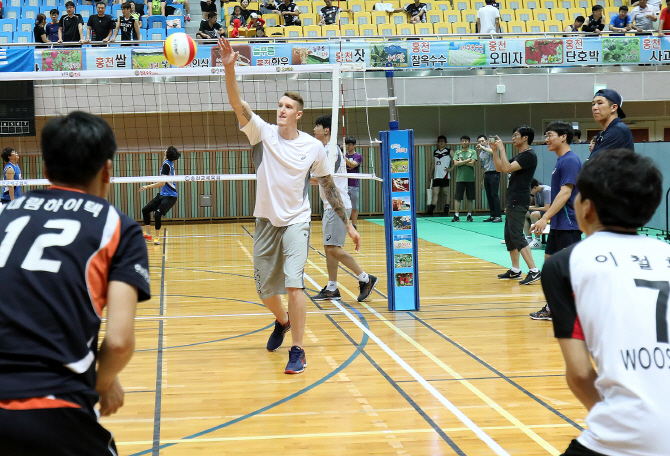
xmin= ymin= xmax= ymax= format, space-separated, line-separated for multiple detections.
xmin=267 ymin=318 xmax=290 ymax=352
xmin=143 ymin=233 xmax=153 ymax=241
xmin=483 ymin=217 xmax=494 ymax=222
xmin=452 ymin=215 xmax=460 ymax=222
xmin=466 ymin=214 xmax=474 ymax=222
xmin=520 ymin=270 xmax=541 ymax=285
xmin=530 ymin=306 xmax=552 ymax=320
xmin=492 ymin=217 xmax=502 ymax=223
xmin=285 ymin=346 xmax=307 ymax=374
xmin=185 ymin=14 xmax=191 ymax=21
xmin=500 ymin=239 xmax=507 ymax=244
xmin=529 ymin=238 xmax=542 ymax=249
xmin=312 ymin=287 xmax=341 ymax=301
xmin=498 ymin=269 xmax=523 ymax=279
xmin=153 ymin=239 xmax=160 ymax=245
xmin=357 ymin=274 xmax=379 ymax=302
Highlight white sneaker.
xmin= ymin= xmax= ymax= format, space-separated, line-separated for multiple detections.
xmin=500 ymin=239 xmax=506 ymax=244
xmin=529 ymin=238 xmax=542 ymax=249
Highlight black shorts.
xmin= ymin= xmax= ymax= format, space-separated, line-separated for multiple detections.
xmin=432 ymin=178 xmax=449 ymax=188
xmin=455 ymin=181 xmax=475 ymax=201
xmin=0 ymin=392 xmax=117 ymax=456
xmin=145 ymin=194 xmax=178 ymax=216
xmin=545 ymin=229 xmax=582 ymax=255
xmin=562 ymin=439 xmax=607 ymax=456
xmin=504 ymin=204 xmax=528 ymax=252
xmin=201 ymin=1 xmax=217 ymax=12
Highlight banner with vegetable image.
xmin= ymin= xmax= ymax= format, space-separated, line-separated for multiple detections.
xmin=40 ymin=49 xmax=83 ymax=71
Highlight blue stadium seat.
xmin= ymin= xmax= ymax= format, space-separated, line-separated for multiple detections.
xmin=6 ymin=0 xmax=22 ymax=7
xmin=41 ymin=0 xmax=59 ymax=7
xmin=166 ymin=15 xmax=182 ymax=27
xmin=105 ymin=5 xmax=111 ymax=15
xmin=146 ymin=27 xmax=166 ymax=40
xmin=22 ymin=5 xmax=39 ymax=18
xmin=111 ymin=3 xmax=123 ymax=18
xmin=0 ymin=31 xmax=13 ymax=43
xmin=14 ymin=30 xmax=33 ymax=42
xmin=18 ymin=18 xmax=34 ymax=32
xmin=166 ymin=26 xmax=184 ymax=35
xmin=77 ymin=5 xmax=93 ymax=20
xmin=24 ymin=0 xmax=41 ymax=6
xmin=147 ymin=15 xmax=166 ymax=29
xmin=3 ymin=7 xmax=21 ymax=20
xmin=0 ymin=19 xmax=18 ymax=32
xmin=170 ymin=4 xmax=183 ymax=15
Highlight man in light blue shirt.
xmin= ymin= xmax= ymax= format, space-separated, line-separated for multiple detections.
xmin=609 ymin=6 xmax=632 ymax=35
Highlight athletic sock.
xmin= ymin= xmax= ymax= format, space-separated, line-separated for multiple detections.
xmin=467 ymin=212 xmax=471 ymax=216
xmin=529 ymin=268 xmax=539 ymax=273
xmin=455 ymin=212 xmax=459 ymax=217
xmin=326 ymin=281 xmax=338 ymax=291
xmin=358 ymin=272 xmax=369 ymax=283
xmin=511 ymin=267 xmax=521 ymax=273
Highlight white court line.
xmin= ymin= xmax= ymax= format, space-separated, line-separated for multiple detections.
xmin=302 ymin=273 xmax=511 ymax=456
xmin=124 ymin=310 xmax=344 ymax=322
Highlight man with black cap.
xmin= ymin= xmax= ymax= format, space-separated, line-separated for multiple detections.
xmin=590 ymin=89 xmax=634 ymax=159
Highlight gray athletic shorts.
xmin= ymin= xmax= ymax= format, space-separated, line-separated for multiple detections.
xmin=348 ymin=186 xmax=360 ymax=210
xmin=253 ymin=218 xmax=310 ymax=300
xmin=323 ymin=208 xmax=352 ymax=247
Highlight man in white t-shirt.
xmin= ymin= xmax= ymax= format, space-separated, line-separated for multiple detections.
xmin=630 ymin=0 xmax=659 ymax=32
xmin=311 ymin=115 xmax=378 ymax=302
xmin=542 ymin=149 xmax=670 ymax=456
xmin=219 ymin=37 xmax=360 ymax=375
xmin=476 ymin=0 xmax=500 ymax=34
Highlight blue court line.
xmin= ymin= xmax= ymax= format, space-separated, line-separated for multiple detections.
xmin=135 ymin=323 xmax=274 ymax=352
xmin=151 ymin=232 xmax=167 ymax=456
xmin=407 ymin=312 xmax=583 ymax=431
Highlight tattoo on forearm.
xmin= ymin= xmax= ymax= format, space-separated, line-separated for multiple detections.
xmin=242 ymin=107 xmax=252 ymax=121
xmin=318 ymin=175 xmax=349 ymax=226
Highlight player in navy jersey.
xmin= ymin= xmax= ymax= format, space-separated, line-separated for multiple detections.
xmin=1 ymin=147 xmax=22 ymax=203
xmin=140 ymin=146 xmax=181 ymax=245
xmin=0 ymin=111 xmax=151 ymax=456
xmin=542 ymin=149 xmax=669 ymax=456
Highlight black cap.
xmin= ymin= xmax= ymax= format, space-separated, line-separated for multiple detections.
xmin=594 ymin=89 xmax=626 ymax=119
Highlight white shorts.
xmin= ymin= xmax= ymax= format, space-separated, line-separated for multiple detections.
xmin=322 ymin=208 xmax=351 ymax=247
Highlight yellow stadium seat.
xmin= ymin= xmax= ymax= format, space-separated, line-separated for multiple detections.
xmin=460 ymin=8 xmax=477 ymax=22
xmin=295 ymin=1 xmax=312 ymax=14
xmin=499 ymin=8 xmax=515 ymax=21
xmin=522 ymin=0 xmax=539 ymax=8
xmin=365 ymin=0 xmax=377 ymax=11
xmin=313 ymin=0 xmax=325 ymax=10
xmin=568 ymin=7 xmax=586 ymax=19
xmin=507 ymin=0 xmax=522 ymax=9
xmin=372 ymin=10 xmax=389 ymax=23
xmin=444 ymin=10 xmax=461 ymax=22
xmin=377 ymin=23 xmax=395 ymax=34
xmin=265 ymin=26 xmax=284 ymax=36
xmin=427 ymin=9 xmax=443 ymax=22
xmin=540 ymin=0 xmax=556 ymax=8
xmin=262 ymin=13 xmax=281 ymax=27
xmin=340 ymin=23 xmax=358 ymax=35
xmin=321 ymin=24 xmax=341 ymax=35
xmin=423 ymin=0 xmax=435 ymax=10
xmin=303 ymin=25 xmax=322 ymax=36
xmin=550 ymin=7 xmax=568 ymax=20
xmin=433 ymin=21 xmax=452 ymax=32
xmin=471 ymin=0 xmax=485 ymax=9
xmin=575 ymin=0 xmax=589 ymax=8
xmin=604 ymin=6 xmax=619 ymax=21
xmin=339 ymin=12 xmax=354 ymax=24
xmin=544 ymin=19 xmax=563 ymax=31
xmin=434 ymin=0 xmax=451 ymax=10
xmin=354 ymin=11 xmax=372 ymax=24
xmin=453 ymin=0 xmax=469 ymax=10
xmin=593 ymin=0 xmax=607 ymax=6
xmin=391 ymin=12 xmax=408 ymax=23
xmin=532 ymin=7 xmax=550 ymax=20
xmin=526 ymin=19 xmax=544 ymax=32
xmin=505 ymin=19 xmax=527 ymax=32
xmin=415 ymin=22 xmax=432 ymax=33
xmin=224 ymin=2 xmax=239 ymax=16
xmin=396 ymin=23 xmax=415 ymax=34
xmin=515 ymin=8 xmax=532 ymax=20
xmin=562 ymin=18 xmax=573 ymax=29
xmin=610 ymin=0 xmax=625 ymax=6
xmin=348 ymin=0 xmax=364 ymax=12
xmin=299 ymin=13 xmax=318 ymax=26
xmin=558 ymin=0 xmax=575 ymax=8
xmin=284 ymin=25 xmax=303 ymax=36
xmin=451 ymin=20 xmax=472 ymax=33
xmin=248 ymin=1 xmax=259 ymax=8
xmin=358 ymin=23 xmax=378 ymax=35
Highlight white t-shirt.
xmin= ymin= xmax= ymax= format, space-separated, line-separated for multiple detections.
xmin=242 ymin=113 xmax=330 ymax=227
xmin=319 ymin=144 xmax=352 ymax=210
xmin=477 ymin=4 xmax=500 ymax=33
xmin=433 ymin=148 xmax=451 ymax=179
xmin=629 ymin=5 xmax=659 ymax=30
xmin=543 ymin=231 xmax=670 ymax=456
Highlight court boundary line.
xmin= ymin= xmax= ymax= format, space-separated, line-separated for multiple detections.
xmin=151 ymin=230 xmax=167 ymax=456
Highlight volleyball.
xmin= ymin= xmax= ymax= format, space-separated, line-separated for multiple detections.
xmin=163 ymin=33 xmax=197 ymax=68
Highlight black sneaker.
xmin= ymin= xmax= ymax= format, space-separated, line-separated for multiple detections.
xmin=285 ymin=346 xmax=307 ymax=374
xmin=266 ymin=317 xmax=290 ymax=352
xmin=520 ymin=270 xmax=541 ymax=285
xmin=451 ymin=215 xmax=460 ymax=222
xmin=498 ymin=269 xmax=523 ymax=280
xmin=357 ymin=274 xmax=379 ymax=302
xmin=492 ymin=217 xmax=502 ymax=223
xmin=466 ymin=214 xmax=473 ymax=222
xmin=312 ymin=287 xmax=341 ymax=301
xmin=483 ymin=217 xmax=494 ymax=222
xmin=530 ymin=306 xmax=552 ymax=320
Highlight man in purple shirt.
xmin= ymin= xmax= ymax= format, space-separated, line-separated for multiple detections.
xmin=345 ymin=137 xmax=362 ymax=229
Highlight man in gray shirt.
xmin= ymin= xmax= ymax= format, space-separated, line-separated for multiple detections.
xmin=476 ymin=135 xmax=501 ymax=222
xmin=630 ymin=0 xmax=658 ymax=32
xmin=525 ymin=179 xmax=551 ymax=248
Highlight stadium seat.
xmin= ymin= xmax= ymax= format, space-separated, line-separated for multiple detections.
xmin=434 ymin=1 xmax=451 ymax=10
xmin=24 ymin=0 xmax=40 ymax=7
xmin=298 ymin=13 xmax=316 ymax=25
xmin=514 ymin=8 xmax=532 ymax=20
xmin=223 ymin=3 xmax=238 ymax=15
xmin=18 ymin=18 xmax=34 ymax=32
xmin=522 ymin=0 xmax=539 ymax=8
xmin=15 ymin=30 xmax=33 ymax=42
xmin=0 ymin=19 xmax=17 ymax=32
xmin=112 ymin=4 xmax=123 ymax=18
xmin=505 ymin=19 xmax=526 ymax=32
xmin=358 ymin=23 xmax=377 ymax=34
xmin=561 ymin=18 xmax=573 ymax=29
xmin=377 ymin=22 xmax=394 ymax=34
xmin=604 ymin=6 xmax=618 ymax=20
xmin=443 ymin=10 xmax=459 ymax=22
xmin=426 ymin=9 xmax=442 ymax=22
xmin=593 ymin=0 xmax=606 ymax=7
xmin=364 ymin=0 xmax=376 ymax=11
xmin=313 ymin=0 xmax=326 ymax=11
xmin=499 ymin=8 xmax=514 ymax=21
xmin=284 ymin=25 xmax=302 ymax=36
xmin=550 ymin=7 xmax=568 ymax=20
xmin=0 ymin=31 xmax=12 ymax=43
xmin=147 ymin=27 xmax=166 ymax=40
xmin=532 ymin=7 xmax=550 ymax=20
xmin=544 ymin=18 xmax=563 ymax=31
xmin=339 ymin=23 xmax=358 ymax=35
xmin=265 ymin=25 xmax=283 ymax=35
xmin=22 ymin=6 xmax=39 ymax=18
xmin=42 ymin=0 xmax=58 ymax=7
xmin=77 ymin=5 xmax=93 ymax=20
xmin=611 ymin=0 xmax=625 ymax=5
xmin=6 ymin=0 xmax=21 ymax=7
xmin=166 ymin=15 xmax=183 ymax=27
xmin=460 ymin=8 xmax=476 ymax=22
xmin=391 ymin=12 xmax=407 ymax=23
xmin=507 ymin=0 xmax=521 ymax=9
xmin=321 ymin=24 xmax=340 ymax=35
xmin=575 ymin=0 xmax=590 ymax=8
xmin=371 ymin=10 xmax=388 ymax=24
xmin=262 ymin=13 xmax=280 ymax=27
xmin=472 ymin=0 xmax=485 ymax=9
xmin=166 ymin=27 xmax=185 ymax=35
xmin=415 ymin=22 xmax=432 ymax=33
xmin=354 ymin=11 xmax=371 ymax=24
xmin=423 ymin=0 xmax=434 ymax=10
xmin=295 ymin=1 xmax=312 ymax=14
xmin=338 ymin=12 xmax=353 ymax=24
xmin=526 ymin=19 xmax=544 ymax=32
xmin=540 ymin=0 xmax=556 ymax=8
xmin=348 ymin=0 xmax=364 ymax=12
xmin=396 ymin=22 xmax=414 ymax=34
xmin=148 ymin=15 xmax=167 ymax=29
xmin=568 ymin=7 xmax=586 ymax=19
xmin=303 ymin=24 xmax=321 ymax=36
xmin=451 ymin=20 xmax=471 ymax=33
xmin=453 ymin=0 xmax=468 ymax=10
xmin=170 ymin=4 xmax=184 ymax=15
xmin=433 ymin=21 xmax=451 ymax=33
xmin=3 ymin=7 xmax=21 ymax=20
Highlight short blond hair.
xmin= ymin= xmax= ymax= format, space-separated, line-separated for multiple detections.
xmin=283 ymin=92 xmax=304 ymax=110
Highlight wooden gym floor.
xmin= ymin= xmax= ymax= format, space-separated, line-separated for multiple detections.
xmin=101 ymin=219 xmax=585 ymax=456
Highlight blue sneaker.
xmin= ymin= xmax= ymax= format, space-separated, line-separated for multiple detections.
xmin=266 ymin=317 xmax=290 ymax=352
xmin=285 ymin=346 xmax=307 ymax=374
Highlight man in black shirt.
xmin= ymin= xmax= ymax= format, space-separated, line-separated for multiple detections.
xmin=582 ymin=5 xmax=605 ymax=34
xmin=590 ymin=89 xmax=634 ymax=159
xmin=278 ymin=0 xmax=301 ymax=26
xmin=0 ymin=111 xmax=151 ymax=455
xmin=197 ymin=11 xmax=225 ymax=38
xmin=318 ymin=0 xmax=353 ymax=25
xmin=86 ymin=2 xmax=114 ymax=45
xmin=392 ymin=0 xmax=428 ymax=23
xmin=58 ymin=1 xmax=84 ymax=43
xmin=111 ymin=2 xmax=141 ymax=43
xmin=491 ymin=126 xmax=541 ymax=285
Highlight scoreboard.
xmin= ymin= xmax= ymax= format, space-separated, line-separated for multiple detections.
xmin=0 ymin=81 xmax=35 ymax=137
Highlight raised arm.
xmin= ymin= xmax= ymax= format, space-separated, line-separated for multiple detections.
xmin=316 ymin=174 xmax=360 ymax=250
xmin=218 ymin=36 xmax=254 ymax=128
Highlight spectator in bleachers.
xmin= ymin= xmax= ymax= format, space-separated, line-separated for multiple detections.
xmin=197 ymin=11 xmax=225 ymax=38
xmin=248 ymin=12 xmax=265 ymax=28
xmin=391 ymin=0 xmax=428 ymax=24
xmin=255 ymin=24 xmax=266 ymax=37
xmin=200 ymin=0 xmax=217 ymax=21
xmin=476 ymin=0 xmax=500 ymax=34
xmin=630 ymin=0 xmax=658 ymax=34
xmin=58 ymin=1 xmax=85 ymax=43
xmin=229 ymin=5 xmax=247 ymax=26
xmin=46 ymin=9 xmax=60 ymax=42
xmin=111 ymin=2 xmax=141 ymax=44
xmin=127 ymin=0 xmax=145 ymax=20
xmin=609 ymin=5 xmax=632 ymax=35
xmin=563 ymin=15 xmax=584 ymax=33
xmin=631 ymin=0 xmax=661 ymax=11
xmin=239 ymin=0 xmax=260 ymax=21
xmin=172 ymin=0 xmax=192 ymax=22
xmin=318 ymin=0 xmax=353 ymax=25
xmin=260 ymin=0 xmax=277 ymax=15
xmin=34 ymin=14 xmax=48 ymax=46
xmin=582 ymin=5 xmax=605 ymax=34
xmin=278 ymin=0 xmax=301 ymax=26
xmin=658 ymin=0 xmax=670 ymax=36
xmin=572 ymin=129 xmax=585 ymax=144
xmin=148 ymin=0 xmax=166 ymax=16
xmin=87 ymin=2 xmax=114 ymax=44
